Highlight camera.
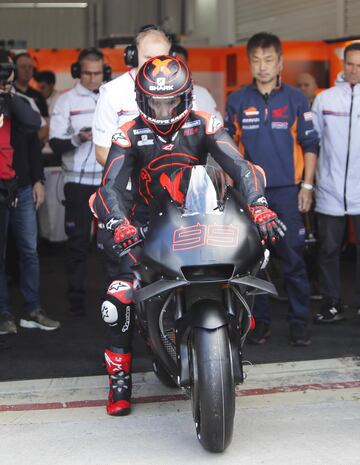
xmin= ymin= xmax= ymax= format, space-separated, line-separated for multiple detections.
xmin=0 ymin=61 xmax=14 ymax=118
xmin=0 ymin=61 xmax=13 ymax=82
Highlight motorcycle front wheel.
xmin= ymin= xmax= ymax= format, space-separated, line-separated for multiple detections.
xmin=190 ymin=326 xmax=235 ymax=452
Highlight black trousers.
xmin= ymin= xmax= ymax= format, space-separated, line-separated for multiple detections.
xmin=64 ymin=182 xmax=98 ymax=310
xmin=317 ymin=213 xmax=360 ymax=306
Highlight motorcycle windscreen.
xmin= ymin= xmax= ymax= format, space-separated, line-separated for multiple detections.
xmin=165 ymin=165 xmax=226 ymax=215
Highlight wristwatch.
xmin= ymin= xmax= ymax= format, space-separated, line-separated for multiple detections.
xmin=301 ymin=182 xmax=314 ymax=191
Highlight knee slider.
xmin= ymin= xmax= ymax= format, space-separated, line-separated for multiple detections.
xmin=101 ymin=298 xmax=119 ymax=326
xmin=101 ymin=280 xmax=134 ymax=328
xmin=107 ymin=280 xmax=133 ymax=304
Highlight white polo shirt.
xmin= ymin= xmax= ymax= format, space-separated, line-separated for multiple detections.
xmin=92 ymin=70 xmax=139 ymax=148
xmin=193 ymin=84 xmax=223 ymax=123
xmin=50 ymin=83 xmax=102 ymax=185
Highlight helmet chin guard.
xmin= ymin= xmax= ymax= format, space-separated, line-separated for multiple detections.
xmin=135 ymin=55 xmax=193 ymax=136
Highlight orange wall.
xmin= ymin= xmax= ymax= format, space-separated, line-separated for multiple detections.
xmin=28 ymin=40 xmax=346 ymax=103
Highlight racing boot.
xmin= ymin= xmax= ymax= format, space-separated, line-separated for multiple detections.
xmin=104 ymin=347 xmax=132 ymax=416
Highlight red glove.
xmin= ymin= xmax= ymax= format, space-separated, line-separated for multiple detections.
xmin=113 ymin=219 xmax=140 ymax=251
xmin=249 ymin=204 xmax=286 ymax=244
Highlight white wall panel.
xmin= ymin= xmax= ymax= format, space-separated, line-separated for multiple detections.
xmin=103 ymin=0 xmax=159 ymax=37
xmin=346 ymin=0 xmax=360 ymax=36
xmin=0 ymin=4 xmax=88 ymax=48
xmin=235 ymin=0 xmax=338 ymax=41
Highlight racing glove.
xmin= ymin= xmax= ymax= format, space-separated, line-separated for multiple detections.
xmin=249 ymin=203 xmax=287 ymax=244
xmin=107 ymin=218 xmax=140 ymax=251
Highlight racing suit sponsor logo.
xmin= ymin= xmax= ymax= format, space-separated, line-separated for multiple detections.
xmin=162 ymin=143 xmax=175 ymax=150
xmin=121 ymin=305 xmax=131 ymax=333
xmin=183 ymin=127 xmax=199 ymax=136
xmin=137 ymin=135 xmax=154 ymax=146
xmin=133 ymin=127 xmax=152 ymax=135
xmin=303 ymin=111 xmax=313 ymax=121
xmin=271 ymin=121 xmax=288 ymax=130
xmin=254 ymin=196 xmax=268 ymax=206
xmin=243 ymin=107 xmax=259 ymax=116
xmin=182 ymin=119 xmax=201 ymax=129
xmin=112 ymin=128 xmax=131 ymax=147
xmin=206 ymin=115 xmax=223 ymax=134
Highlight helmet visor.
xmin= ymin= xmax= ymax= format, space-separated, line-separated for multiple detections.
xmin=147 ymin=95 xmax=181 ymax=123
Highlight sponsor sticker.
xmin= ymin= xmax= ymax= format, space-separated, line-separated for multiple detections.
xmin=183 ymin=127 xmax=199 ymax=136
xmin=271 ymin=121 xmax=288 ymax=130
xmin=243 ymin=106 xmax=259 ymax=116
xmin=137 ymin=135 xmax=154 ymax=146
xmin=149 ymin=77 xmax=174 ymax=91
xmin=242 ymin=117 xmax=260 ymax=123
xmin=304 ymin=111 xmax=313 ymax=121
xmin=182 ymin=119 xmax=201 ymax=129
xmin=272 ymin=105 xmax=289 ymax=119
xmin=206 ymin=115 xmax=223 ymax=134
xmin=112 ymin=128 xmax=131 ymax=147
xmin=243 ymin=124 xmax=259 ymax=130
xmin=133 ymin=127 xmax=152 ymax=135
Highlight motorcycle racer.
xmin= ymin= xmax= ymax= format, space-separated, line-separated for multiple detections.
xmin=90 ymin=55 xmax=286 ymax=416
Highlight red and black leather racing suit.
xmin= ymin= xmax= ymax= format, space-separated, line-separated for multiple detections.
xmin=92 ymin=110 xmax=266 ymax=349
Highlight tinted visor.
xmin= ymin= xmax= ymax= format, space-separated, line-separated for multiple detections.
xmin=139 ymin=90 xmax=193 ymax=125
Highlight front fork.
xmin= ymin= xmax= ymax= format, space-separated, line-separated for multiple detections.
xmin=175 ymin=285 xmax=245 ymax=387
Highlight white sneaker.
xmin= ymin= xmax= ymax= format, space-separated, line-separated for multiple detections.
xmin=19 ymin=310 xmax=60 ymax=331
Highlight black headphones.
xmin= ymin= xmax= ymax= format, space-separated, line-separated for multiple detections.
xmin=124 ymin=24 xmax=175 ymax=68
xmin=71 ymin=47 xmax=112 ymax=82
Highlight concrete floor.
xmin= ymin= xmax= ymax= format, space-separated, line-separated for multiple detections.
xmin=1 ymin=357 xmax=360 ymax=465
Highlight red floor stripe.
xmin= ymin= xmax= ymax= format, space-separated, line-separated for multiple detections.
xmin=1 ymin=379 xmax=360 ymax=413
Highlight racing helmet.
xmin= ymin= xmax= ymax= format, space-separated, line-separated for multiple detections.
xmin=135 ymin=55 xmax=193 ymax=136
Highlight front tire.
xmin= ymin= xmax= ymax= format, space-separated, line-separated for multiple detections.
xmin=190 ymin=326 xmax=235 ymax=452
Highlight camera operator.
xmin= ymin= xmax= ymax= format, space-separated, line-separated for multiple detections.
xmin=0 ymin=49 xmax=60 ymax=335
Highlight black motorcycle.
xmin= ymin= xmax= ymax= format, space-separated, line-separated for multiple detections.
xmin=127 ymin=165 xmax=276 ymax=452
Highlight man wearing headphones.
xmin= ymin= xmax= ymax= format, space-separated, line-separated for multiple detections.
xmin=93 ymin=25 xmax=171 ymax=167
xmin=49 ymin=48 xmax=111 ymax=316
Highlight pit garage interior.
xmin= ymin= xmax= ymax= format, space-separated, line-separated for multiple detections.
xmin=0 ymin=1 xmax=360 ymax=464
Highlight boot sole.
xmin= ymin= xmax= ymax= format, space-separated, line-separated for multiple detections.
xmin=108 ymin=408 xmax=131 ymax=417
xmin=19 ymin=319 xmax=59 ymax=331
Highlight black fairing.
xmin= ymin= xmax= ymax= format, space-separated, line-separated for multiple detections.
xmin=138 ymin=186 xmax=263 ymax=283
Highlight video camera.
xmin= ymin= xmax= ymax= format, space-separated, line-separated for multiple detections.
xmin=0 ymin=61 xmax=14 ymax=117
xmin=0 ymin=61 xmax=13 ymax=81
